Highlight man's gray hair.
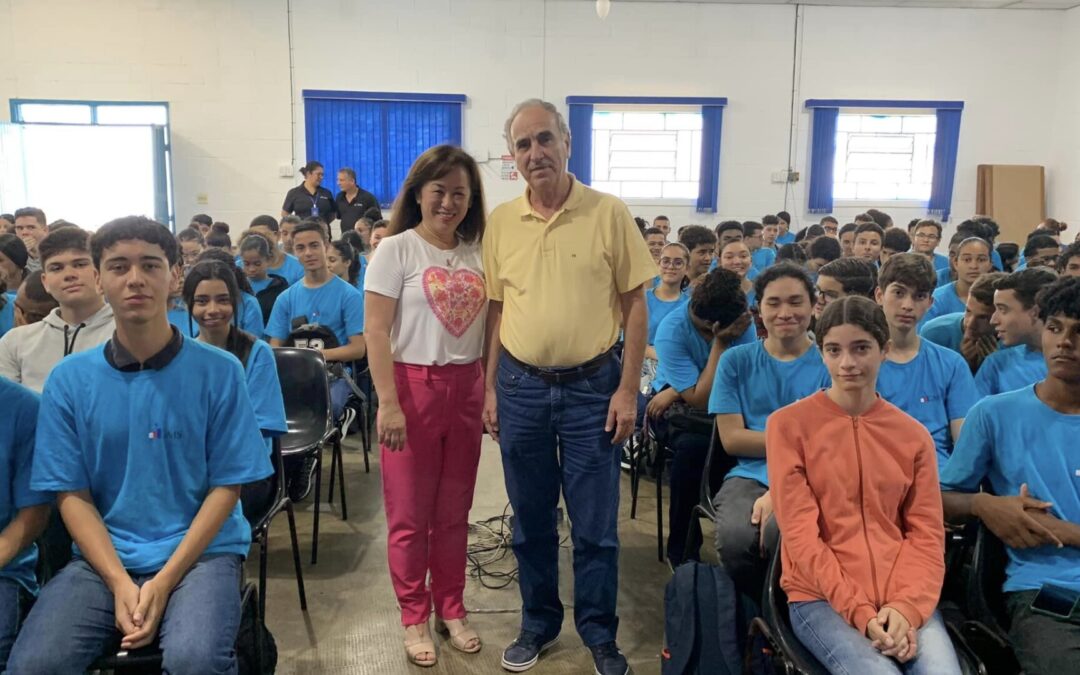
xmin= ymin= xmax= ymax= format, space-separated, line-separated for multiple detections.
xmin=503 ymin=99 xmax=571 ymax=151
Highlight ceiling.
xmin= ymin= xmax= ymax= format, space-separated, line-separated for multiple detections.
xmin=604 ymin=0 xmax=1080 ymax=10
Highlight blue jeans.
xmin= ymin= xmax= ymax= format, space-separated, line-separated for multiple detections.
xmin=330 ymin=376 xmax=351 ymax=421
xmin=789 ymin=601 xmax=962 ymax=675
xmin=8 ymin=555 xmax=243 ymax=675
xmin=0 ymin=578 xmax=26 ymax=672
xmin=497 ymin=352 xmax=622 ymax=647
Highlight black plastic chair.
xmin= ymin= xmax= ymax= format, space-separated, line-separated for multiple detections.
xmin=749 ymin=541 xmax=831 ymax=675
xmin=273 ymin=347 xmax=342 ymax=565
xmin=959 ymin=524 xmax=1021 ymax=675
xmin=683 ymin=425 xmax=736 ymax=560
xmin=242 ymin=436 xmax=307 ymax=622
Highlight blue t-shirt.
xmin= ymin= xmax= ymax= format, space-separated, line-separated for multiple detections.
xmin=0 ymin=378 xmax=51 ymax=593
xmin=356 ymin=255 xmax=368 ymax=294
xmin=708 ymin=340 xmax=830 ymax=486
xmin=992 ymin=248 xmax=1003 ymax=271
xmin=919 ymin=311 xmax=964 ymax=356
xmin=243 ymin=340 xmax=287 ymax=452
xmin=266 ymin=275 xmax=365 ymax=347
xmin=751 ymin=248 xmax=776 ymax=272
xmin=877 ymin=339 xmax=978 ymax=465
xmin=167 ymin=306 xmax=198 ymax=337
xmin=240 ymin=292 xmax=265 ymax=338
xmin=0 ymin=296 xmax=13 ymax=339
xmin=921 ymin=282 xmax=966 ymax=329
xmin=652 ymin=304 xmax=756 ymax=394
xmin=249 ymin=277 xmax=273 ymax=295
xmin=936 ymin=267 xmax=953 ymax=289
xmin=933 ymin=252 xmax=950 ymax=271
xmin=777 ymin=232 xmax=796 ymax=245
xmin=31 ymin=339 xmax=272 ymax=574
xmin=941 ymin=386 xmax=1080 ymax=593
xmin=974 ymin=344 xmax=1047 ymax=397
xmin=268 ymin=254 xmax=305 ymax=285
xmin=746 ymin=266 xmax=760 ymax=282
xmin=647 ymin=287 xmax=689 ymax=345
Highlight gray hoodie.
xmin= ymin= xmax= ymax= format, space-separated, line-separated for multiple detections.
xmin=0 ymin=303 xmax=114 ymax=392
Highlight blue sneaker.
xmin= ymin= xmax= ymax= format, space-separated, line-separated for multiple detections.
xmin=501 ymin=630 xmax=559 ymax=672
xmin=590 ymin=641 xmax=630 ymax=675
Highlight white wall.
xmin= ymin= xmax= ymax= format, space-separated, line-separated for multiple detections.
xmin=0 ymin=0 xmax=1069 ymax=242
xmin=1050 ymin=6 xmax=1080 ymax=229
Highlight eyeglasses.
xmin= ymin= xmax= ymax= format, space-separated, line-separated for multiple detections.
xmin=659 ymin=258 xmax=687 ymax=269
xmin=914 ymin=233 xmax=940 ymax=241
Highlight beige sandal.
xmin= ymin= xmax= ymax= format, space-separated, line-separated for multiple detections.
xmin=435 ymin=616 xmax=482 ymax=654
xmin=404 ymin=623 xmax=437 ymax=667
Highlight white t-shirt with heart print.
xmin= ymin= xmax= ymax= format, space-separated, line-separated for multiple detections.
xmin=364 ymin=228 xmax=487 ymax=366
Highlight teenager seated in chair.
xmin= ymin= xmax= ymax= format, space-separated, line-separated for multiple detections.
xmin=717 ymin=239 xmax=757 ymax=306
xmin=709 ymin=263 xmax=830 ymax=596
xmin=196 ymin=247 xmax=266 ymax=339
xmin=7 ymin=216 xmax=272 ymax=675
xmin=910 ymin=219 xmax=950 ymax=272
xmin=10 ymin=271 xmax=58 ymax=329
xmin=920 ymin=271 xmax=1005 ymax=374
xmin=744 ymin=221 xmax=776 ymax=272
xmin=880 ymin=228 xmax=911 ymax=267
xmin=921 ymin=237 xmax=994 ymax=329
xmin=853 ymin=222 xmax=885 ymax=264
xmin=0 ymin=377 xmax=51 ymax=666
xmin=247 ymin=215 xmax=304 ymax=284
xmin=0 ymin=227 xmax=114 ymax=393
xmin=645 ymin=242 xmax=690 ymax=366
xmin=807 ymin=235 xmax=841 ymax=275
xmin=941 ymin=276 xmax=1080 ymax=675
xmin=812 ymin=257 xmax=878 ymax=332
xmin=238 ymin=231 xmax=290 ymax=325
xmin=770 ymin=296 xmax=962 ymax=675
xmin=678 ymin=225 xmax=717 ymax=290
xmin=976 ymin=267 xmax=1058 ymax=397
xmin=266 ymin=219 xmax=365 ymax=501
xmin=1059 ymin=241 xmax=1080 ymax=278
xmin=874 ymin=254 xmax=978 ymax=467
xmin=838 ymin=223 xmax=858 ymax=258
xmin=646 ymin=269 xmax=754 ymax=566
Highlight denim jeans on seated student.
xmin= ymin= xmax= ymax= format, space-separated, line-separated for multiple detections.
xmin=0 ymin=577 xmax=28 ymax=669
xmin=789 ymin=601 xmax=962 ymax=675
xmin=7 ymin=554 xmax=243 ymax=675
xmin=330 ymin=377 xmax=351 ymax=422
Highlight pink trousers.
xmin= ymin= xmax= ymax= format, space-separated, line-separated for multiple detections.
xmin=380 ymin=360 xmax=484 ymax=626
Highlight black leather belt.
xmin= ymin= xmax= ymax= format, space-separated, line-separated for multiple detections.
xmin=505 ymin=349 xmax=614 ymax=385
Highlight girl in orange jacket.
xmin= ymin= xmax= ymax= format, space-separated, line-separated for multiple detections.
xmin=766 ymin=296 xmax=961 ymax=674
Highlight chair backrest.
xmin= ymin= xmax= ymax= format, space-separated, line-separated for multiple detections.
xmin=272 ymin=347 xmax=333 ymax=455
xmin=763 ymin=538 xmax=831 ymax=675
xmin=241 ymin=436 xmax=287 ymax=530
xmin=697 ymin=424 xmax=737 ymax=514
xmin=968 ymin=523 xmax=1012 ymax=632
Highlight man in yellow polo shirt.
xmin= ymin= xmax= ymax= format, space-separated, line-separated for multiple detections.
xmin=482 ymin=99 xmax=655 ymax=675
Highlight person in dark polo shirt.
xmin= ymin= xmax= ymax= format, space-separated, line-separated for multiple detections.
xmin=335 ymin=167 xmax=381 ymax=238
xmin=282 ymin=161 xmax=336 ymax=231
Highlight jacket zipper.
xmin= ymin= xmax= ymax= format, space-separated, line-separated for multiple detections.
xmin=852 ymin=417 xmax=882 ymax=607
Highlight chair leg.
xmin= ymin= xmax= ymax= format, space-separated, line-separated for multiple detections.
xmin=328 ymin=437 xmax=337 ymax=506
xmin=656 ymin=444 xmax=665 ymax=564
xmin=629 ymin=434 xmax=639 ymax=520
xmin=335 ymin=438 xmax=348 ymax=521
xmin=258 ymin=535 xmax=268 ymax=624
xmin=311 ymin=447 xmax=322 ymax=565
xmin=286 ymin=501 xmax=308 ymax=611
xmin=361 ymin=408 xmax=371 ymax=474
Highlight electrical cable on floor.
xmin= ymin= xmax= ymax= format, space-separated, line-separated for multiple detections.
xmin=466 ymin=502 xmax=570 ymax=591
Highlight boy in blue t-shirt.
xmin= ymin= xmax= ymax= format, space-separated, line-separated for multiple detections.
xmin=940 ymin=276 xmax=1080 ymax=675
xmin=8 ymin=216 xmax=271 ymax=674
xmin=874 ymin=254 xmax=978 ymax=465
xmin=708 ymin=264 xmax=830 ymax=593
xmin=977 ymin=267 xmax=1058 ymax=396
xmin=919 ymin=271 xmax=1004 ymax=375
xmin=249 ymin=214 xmax=304 ymax=285
xmin=0 ymin=377 xmax=51 ymax=665
xmin=645 ymin=269 xmax=754 ymax=565
xmin=267 ymin=220 xmax=366 ymax=417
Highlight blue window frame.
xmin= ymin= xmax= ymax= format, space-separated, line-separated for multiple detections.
xmin=9 ymin=99 xmax=174 ymax=226
xmin=302 ymin=90 xmax=465 ymax=207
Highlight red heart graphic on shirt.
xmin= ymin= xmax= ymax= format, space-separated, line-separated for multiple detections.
xmin=422 ymin=267 xmax=486 ymax=338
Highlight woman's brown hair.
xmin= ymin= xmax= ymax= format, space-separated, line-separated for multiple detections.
xmin=815 ymin=295 xmax=890 ymax=350
xmin=388 ymin=145 xmax=486 ymax=244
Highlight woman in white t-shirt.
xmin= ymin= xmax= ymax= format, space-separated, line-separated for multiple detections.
xmin=364 ymin=145 xmax=488 ymax=667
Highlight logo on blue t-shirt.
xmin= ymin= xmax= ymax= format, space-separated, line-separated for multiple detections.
xmin=148 ymin=425 xmax=182 ymax=441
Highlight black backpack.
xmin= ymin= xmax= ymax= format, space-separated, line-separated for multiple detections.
xmin=662 ymin=562 xmax=744 ymax=675
xmin=236 ymin=588 xmax=277 ymax=675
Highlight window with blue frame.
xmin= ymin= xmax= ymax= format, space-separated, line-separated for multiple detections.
xmin=805 ymin=99 xmax=963 ymax=221
xmin=566 ymin=96 xmax=727 ymax=213
xmin=302 ymin=91 xmax=465 ymax=207
xmin=8 ymin=99 xmax=173 ymax=226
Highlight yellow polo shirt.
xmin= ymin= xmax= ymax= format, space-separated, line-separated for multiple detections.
xmin=483 ymin=177 xmax=656 ymax=368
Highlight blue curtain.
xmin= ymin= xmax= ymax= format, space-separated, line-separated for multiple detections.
xmin=698 ymin=105 xmax=724 ymax=213
xmin=567 ymin=103 xmax=593 ymax=185
xmin=304 ymin=96 xmax=462 ymax=206
xmin=929 ymin=108 xmax=962 ymax=222
xmin=807 ymin=107 xmax=838 ymax=214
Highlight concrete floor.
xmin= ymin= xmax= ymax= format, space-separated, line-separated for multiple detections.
xmin=250 ymin=434 xmax=679 ymax=675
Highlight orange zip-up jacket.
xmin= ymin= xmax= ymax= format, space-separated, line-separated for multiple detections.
xmin=766 ymin=390 xmax=945 ymax=634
